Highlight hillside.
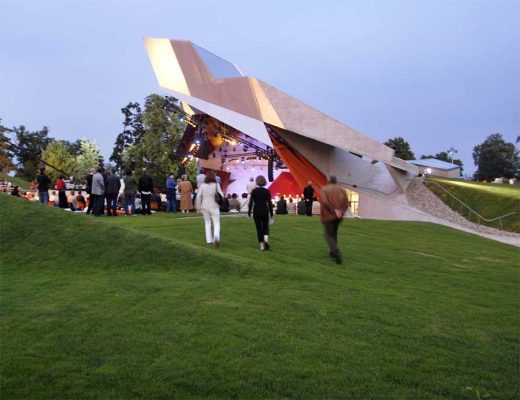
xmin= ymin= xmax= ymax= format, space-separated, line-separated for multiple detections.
xmin=0 ymin=173 xmax=33 ymax=190
xmin=1 ymin=194 xmax=519 ymax=399
xmin=426 ymin=177 xmax=520 ymax=232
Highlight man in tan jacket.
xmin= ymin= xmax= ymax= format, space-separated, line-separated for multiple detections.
xmin=319 ymin=176 xmax=349 ymax=264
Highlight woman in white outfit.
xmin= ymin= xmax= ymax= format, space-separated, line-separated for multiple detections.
xmin=195 ymin=170 xmax=224 ymax=247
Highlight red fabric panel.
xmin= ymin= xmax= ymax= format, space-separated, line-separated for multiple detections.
xmin=268 ymin=131 xmax=327 ymax=196
xmin=268 ymin=171 xmax=301 ymax=198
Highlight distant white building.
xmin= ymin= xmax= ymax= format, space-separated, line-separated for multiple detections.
xmin=409 ymin=158 xmax=461 ymax=179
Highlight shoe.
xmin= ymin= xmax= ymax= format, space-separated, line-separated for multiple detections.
xmin=260 ymin=242 xmax=265 ymax=251
xmin=335 ymin=253 xmax=342 ymax=265
xmin=264 ymin=241 xmax=270 ymax=250
xmin=213 ymin=240 xmax=220 ymax=248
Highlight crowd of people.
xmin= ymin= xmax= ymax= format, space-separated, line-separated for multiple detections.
xmin=3 ymin=168 xmax=350 ymax=263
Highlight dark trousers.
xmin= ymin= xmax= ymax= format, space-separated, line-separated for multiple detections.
xmin=92 ymin=194 xmax=104 ymax=216
xmin=106 ymin=193 xmax=118 ymax=215
xmin=166 ymin=198 xmax=176 ymax=212
xmin=86 ymin=194 xmax=93 ymax=214
xmin=323 ymin=219 xmax=342 ymax=256
xmin=141 ymin=194 xmax=152 ymax=215
xmin=253 ymin=212 xmax=269 ymax=243
xmin=58 ymin=190 xmax=67 ymax=208
xmin=305 ymin=200 xmax=313 ymax=216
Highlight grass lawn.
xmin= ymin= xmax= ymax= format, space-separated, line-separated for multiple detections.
xmin=427 ymin=178 xmax=520 ymax=232
xmin=1 ymin=194 xmax=519 ymax=399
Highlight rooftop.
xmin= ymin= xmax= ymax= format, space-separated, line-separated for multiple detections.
xmin=409 ymin=158 xmax=461 ymax=170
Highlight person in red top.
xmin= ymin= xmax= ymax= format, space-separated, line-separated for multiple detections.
xmin=319 ymin=175 xmax=349 ymax=264
xmin=56 ymin=176 xmax=67 ymax=208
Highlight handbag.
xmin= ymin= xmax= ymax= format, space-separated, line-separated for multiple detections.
xmin=214 ymin=184 xmax=223 ymax=206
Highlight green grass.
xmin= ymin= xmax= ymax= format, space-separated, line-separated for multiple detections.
xmin=1 ymin=194 xmax=519 ymax=399
xmin=427 ymin=177 xmax=520 ymax=232
xmin=0 ymin=173 xmax=34 ymax=190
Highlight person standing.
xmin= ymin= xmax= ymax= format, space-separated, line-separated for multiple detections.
xmin=165 ymin=173 xmax=177 ymax=213
xmin=195 ymin=170 xmax=224 ymax=247
xmin=275 ymin=196 xmax=288 ymax=214
xmin=37 ymin=167 xmax=51 ymax=204
xmin=105 ymin=169 xmax=121 ymax=216
xmin=123 ymin=169 xmax=137 ymax=216
xmin=91 ymin=167 xmax=105 ymax=217
xmin=319 ymin=176 xmax=348 ymax=265
xmin=56 ymin=176 xmax=67 ymax=208
xmin=138 ymin=168 xmax=154 ymax=215
xmin=85 ymin=168 xmax=95 ymax=214
xmin=303 ymin=181 xmax=314 ymax=216
xmin=178 ymin=174 xmax=193 ymax=213
xmin=248 ymin=175 xmax=274 ymax=251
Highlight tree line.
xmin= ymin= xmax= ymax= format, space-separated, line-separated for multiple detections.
xmin=1 ymin=95 xmax=518 ymax=184
xmin=1 ymin=94 xmax=197 ymax=188
xmin=383 ymin=135 xmax=519 ymax=180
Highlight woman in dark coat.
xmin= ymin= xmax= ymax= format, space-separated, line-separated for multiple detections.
xmin=248 ymin=175 xmax=274 ymax=251
xmin=275 ymin=195 xmax=288 ymax=214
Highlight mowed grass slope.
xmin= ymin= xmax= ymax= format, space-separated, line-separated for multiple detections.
xmin=0 ymin=173 xmax=33 ymax=190
xmin=1 ymin=195 xmax=519 ymax=399
xmin=428 ymin=178 xmax=520 ymax=232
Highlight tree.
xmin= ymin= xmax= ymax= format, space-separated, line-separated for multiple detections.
xmin=63 ymin=139 xmax=83 ymax=157
xmin=71 ymin=139 xmax=103 ymax=182
xmin=420 ymin=151 xmax=464 ymax=173
xmin=110 ymin=102 xmax=145 ymax=170
xmin=473 ymin=133 xmax=519 ymax=180
xmin=40 ymin=140 xmax=75 ymax=182
xmin=0 ymin=119 xmax=15 ymax=173
xmin=112 ymin=94 xmax=185 ymax=186
xmin=11 ymin=125 xmax=52 ymax=181
xmin=384 ymin=137 xmax=415 ymax=160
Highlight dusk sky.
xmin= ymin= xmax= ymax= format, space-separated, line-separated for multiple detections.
xmin=1 ymin=0 xmax=519 ymax=176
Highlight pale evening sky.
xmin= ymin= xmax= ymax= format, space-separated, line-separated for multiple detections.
xmin=1 ymin=0 xmax=519 ymax=176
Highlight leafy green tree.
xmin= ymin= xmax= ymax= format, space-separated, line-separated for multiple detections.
xmin=473 ymin=133 xmax=520 ymax=180
xmin=41 ymin=140 xmax=75 ymax=182
xmin=420 ymin=151 xmax=463 ymax=174
xmin=63 ymin=139 xmax=83 ymax=157
xmin=0 ymin=119 xmax=15 ymax=173
xmin=11 ymin=125 xmax=52 ymax=181
xmin=110 ymin=102 xmax=145 ymax=170
xmin=384 ymin=137 xmax=415 ymax=160
xmin=71 ymin=139 xmax=103 ymax=182
xmin=185 ymin=158 xmax=198 ymax=185
xmin=113 ymin=94 xmax=185 ymax=187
